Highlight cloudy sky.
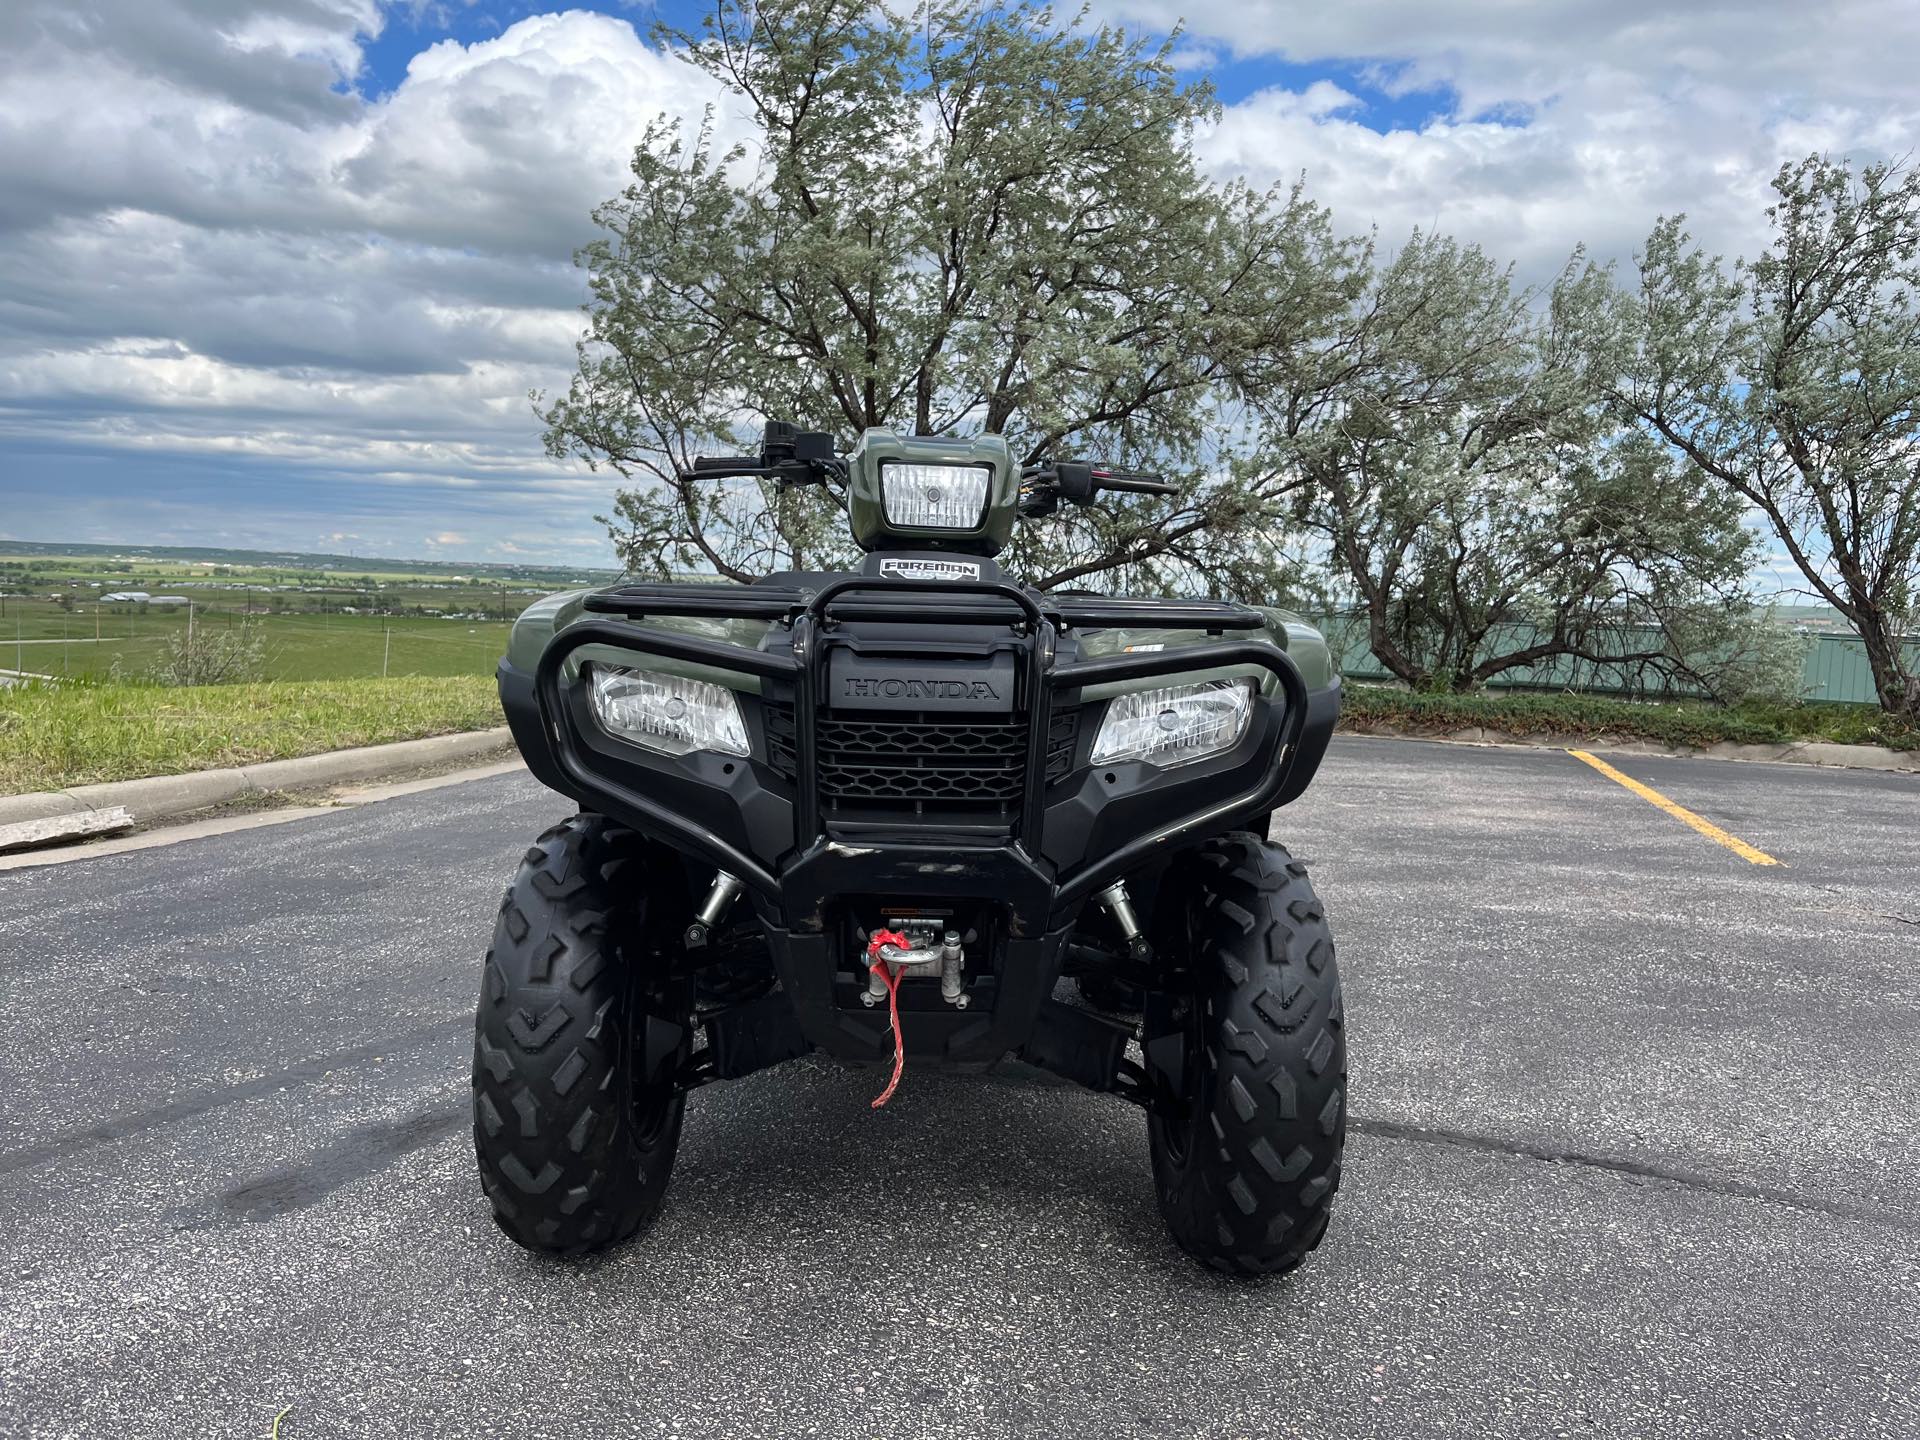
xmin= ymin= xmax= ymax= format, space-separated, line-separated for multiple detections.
xmin=2 ymin=0 xmax=1915 ymax=565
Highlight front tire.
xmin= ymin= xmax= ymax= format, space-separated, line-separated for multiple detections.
xmin=1146 ymin=835 xmax=1346 ymax=1276
xmin=472 ymin=814 xmax=689 ymax=1256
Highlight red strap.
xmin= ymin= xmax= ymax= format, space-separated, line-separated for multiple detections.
xmin=866 ymin=928 xmax=912 ymax=958
xmin=865 ymin=930 xmax=911 ymax=1108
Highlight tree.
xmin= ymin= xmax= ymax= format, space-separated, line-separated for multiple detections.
xmin=543 ymin=0 xmax=1349 ymax=595
xmin=1611 ymin=156 xmax=1920 ymax=717
xmin=1247 ymin=232 xmax=1771 ymax=694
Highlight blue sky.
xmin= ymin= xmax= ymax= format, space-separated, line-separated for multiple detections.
xmin=1 ymin=0 xmax=1913 ymax=572
xmin=352 ymin=0 xmax=1462 ymax=125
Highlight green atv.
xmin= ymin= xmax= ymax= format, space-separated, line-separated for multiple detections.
xmin=475 ymin=421 xmax=1346 ymax=1275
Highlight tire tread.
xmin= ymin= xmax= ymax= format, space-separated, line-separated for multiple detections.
xmin=471 ymin=814 xmax=682 ymax=1258
xmin=1150 ymin=833 xmax=1347 ymax=1276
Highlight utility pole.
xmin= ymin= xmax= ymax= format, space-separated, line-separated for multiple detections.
xmin=383 ymin=626 xmax=391 ymax=679
xmin=187 ymin=600 xmax=195 ymax=681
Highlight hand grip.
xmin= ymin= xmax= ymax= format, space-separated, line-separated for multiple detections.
xmin=1092 ymin=468 xmax=1179 ymax=495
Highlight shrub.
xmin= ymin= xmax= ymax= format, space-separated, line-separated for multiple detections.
xmin=144 ymin=625 xmax=268 ymax=686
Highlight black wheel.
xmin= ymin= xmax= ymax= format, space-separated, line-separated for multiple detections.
xmin=1145 ymin=835 xmax=1346 ymax=1276
xmin=472 ymin=814 xmax=690 ymax=1256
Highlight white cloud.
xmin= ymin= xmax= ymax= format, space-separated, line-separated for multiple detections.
xmin=1105 ymin=0 xmax=1920 ymax=117
xmin=1161 ymin=1 xmax=1920 ymax=280
xmin=342 ymin=12 xmax=730 ymax=254
xmin=0 ymin=4 xmax=750 ymax=558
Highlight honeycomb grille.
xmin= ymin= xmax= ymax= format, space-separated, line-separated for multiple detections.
xmin=765 ymin=705 xmax=1078 ymax=816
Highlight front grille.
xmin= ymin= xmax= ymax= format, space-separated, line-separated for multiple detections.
xmin=765 ymin=704 xmax=1078 ymax=818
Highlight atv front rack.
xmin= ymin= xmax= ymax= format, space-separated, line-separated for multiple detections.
xmin=580 ymin=580 xmax=1270 ymax=634
xmin=534 ymin=577 xmax=1312 ymax=916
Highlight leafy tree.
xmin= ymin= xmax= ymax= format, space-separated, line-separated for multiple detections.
xmin=543 ymin=0 xmax=1346 ymax=595
xmin=1610 ymin=156 xmax=1920 ymax=717
xmin=1247 ymin=233 xmax=1771 ymax=694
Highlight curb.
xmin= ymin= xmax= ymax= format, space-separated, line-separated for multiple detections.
xmin=0 ymin=728 xmax=515 ymax=829
xmin=1339 ymin=723 xmax=1920 ymax=774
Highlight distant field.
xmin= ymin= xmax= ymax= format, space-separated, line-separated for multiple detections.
xmin=0 ymin=543 xmax=602 ymax=684
xmin=0 ymin=545 xmax=610 ymax=591
xmin=0 ymin=600 xmax=513 ymax=681
xmin=0 ymin=539 xmax=615 ymax=590
xmin=0 ymin=545 xmax=576 ymax=794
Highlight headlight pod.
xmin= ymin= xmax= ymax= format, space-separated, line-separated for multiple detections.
xmin=880 ymin=461 xmax=992 ymax=530
xmin=588 ymin=664 xmax=749 ymax=758
xmin=1090 ymin=678 xmax=1256 ymax=769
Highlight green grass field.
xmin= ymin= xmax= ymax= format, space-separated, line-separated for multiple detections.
xmin=1 ymin=601 xmax=512 ymax=682
xmin=0 ymin=545 xmax=553 ymax=797
xmin=0 ymin=676 xmax=504 ymax=795
xmin=0 ymin=542 xmax=587 ymax=683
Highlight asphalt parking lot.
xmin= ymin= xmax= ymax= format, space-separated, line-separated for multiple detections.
xmin=3 ymin=736 xmax=1917 ymax=1439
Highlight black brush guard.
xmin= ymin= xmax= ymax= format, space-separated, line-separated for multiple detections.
xmin=531 ymin=577 xmax=1314 ymax=1068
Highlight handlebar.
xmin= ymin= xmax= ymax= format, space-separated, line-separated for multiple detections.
xmin=1018 ymin=458 xmax=1179 ymax=514
xmin=682 ymin=455 xmax=846 ymax=485
xmin=1089 ymin=467 xmax=1179 ymax=496
xmin=683 ymin=425 xmax=1178 ymax=508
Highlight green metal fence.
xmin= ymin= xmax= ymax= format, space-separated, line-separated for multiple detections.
xmin=1797 ymin=634 xmax=1918 ymax=704
xmin=1307 ymin=615 xmax=1915 ymax=705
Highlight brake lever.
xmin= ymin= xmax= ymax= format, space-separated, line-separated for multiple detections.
xmin=1018 ymin=484 xmax=1061 ymax=518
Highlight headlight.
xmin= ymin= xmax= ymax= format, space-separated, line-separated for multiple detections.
xmin=588 ymin=665 xmax=749 ymax=758
xmin=1090 ymin=678 xmax=1256 ymax=768
xmin=881 ymin=462 xmax=991 ymax=530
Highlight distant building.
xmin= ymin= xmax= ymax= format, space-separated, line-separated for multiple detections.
xmin=148 ymin=596 xmax=191 ymax=608
xmin=100 ymin=591 xmax=150 ymax=604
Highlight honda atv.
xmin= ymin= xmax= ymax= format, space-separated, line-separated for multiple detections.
xmin=476 ymin=421 xmax=1345 ymax=1275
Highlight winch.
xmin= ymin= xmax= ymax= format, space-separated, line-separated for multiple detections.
xmin=861 ymin=919 xmax=968 ymax=1009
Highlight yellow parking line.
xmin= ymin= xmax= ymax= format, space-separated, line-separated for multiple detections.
xmin=1566 ymin=750 xmax=1784 ymax=867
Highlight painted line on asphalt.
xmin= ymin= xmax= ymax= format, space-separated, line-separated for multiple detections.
xmin=1567 ymin=749 xmax=1783 ymax=866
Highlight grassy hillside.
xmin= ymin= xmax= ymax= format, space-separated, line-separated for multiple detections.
xmin=0 ymin=677 xmax=503 ymax=795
